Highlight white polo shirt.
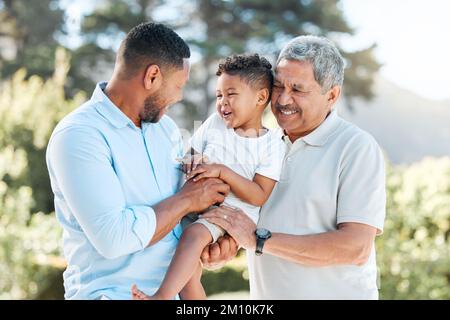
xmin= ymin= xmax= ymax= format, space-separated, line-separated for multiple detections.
xmin=247 ymin=108 xmax=386 ymax=300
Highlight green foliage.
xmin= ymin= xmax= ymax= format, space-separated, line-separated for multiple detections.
xmin=0 ymin=48 xmax=85 ymax=213
xmin=0 ymin=0 xmax=66 ymax=80
xmin=202 ymin=250 xmax=249 ymax=296
xmin=0 ymin=49 xmax=84 ymax=299
xmin=0 ymin=146 xmax=63 ymax=299
xmin=377 ymin=157 xmax=450 ymax=299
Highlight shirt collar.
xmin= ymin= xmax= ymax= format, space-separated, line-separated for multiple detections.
xmin=282 ymin=108 xmax=341 ymax=147
xmin=92 ymin=82 xmax=134 ymax=129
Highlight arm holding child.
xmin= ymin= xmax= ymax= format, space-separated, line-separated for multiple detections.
xmin=187 ymin=163 xmax=276 ymax=207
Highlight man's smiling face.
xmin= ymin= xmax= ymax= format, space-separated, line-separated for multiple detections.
xmin=271 ymin=59 xmax=335 ymax=140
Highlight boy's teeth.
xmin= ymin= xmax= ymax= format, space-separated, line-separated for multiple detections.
xmin=281 ymin=110 xmax=297 ymax=115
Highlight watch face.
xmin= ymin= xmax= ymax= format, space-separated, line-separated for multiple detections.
xmin=256 ymin=228 xmax=270 ymax=238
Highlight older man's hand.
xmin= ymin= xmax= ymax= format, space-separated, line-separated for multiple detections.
xmin=200 ymin=234 xmax=238 ymax=270
xmin=201 ymin=205 xmax=257 ymax=251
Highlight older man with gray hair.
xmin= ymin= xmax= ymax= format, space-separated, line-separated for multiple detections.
xmin=202 ymin=35 xmax=386 ymax=299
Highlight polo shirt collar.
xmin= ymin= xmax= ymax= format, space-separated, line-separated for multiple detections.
xmin=283 ymin=108 xmax=341 ymax=147
xmin=92 ymin=82 xmax=134 ymax=129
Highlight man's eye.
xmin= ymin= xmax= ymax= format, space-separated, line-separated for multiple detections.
xmin=293 ymin=88 xmax=309 ymax=94
xmin=216 ymin=95 xmax=222 ymax=98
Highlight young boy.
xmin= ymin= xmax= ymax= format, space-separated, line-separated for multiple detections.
xmin=132 ymin=53 xmax=286 ymax=300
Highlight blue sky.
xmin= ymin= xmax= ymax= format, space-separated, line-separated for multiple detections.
xmin=61 ymin=0 xmax=450 ymax=101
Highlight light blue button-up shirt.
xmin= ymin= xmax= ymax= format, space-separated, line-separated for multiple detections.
xmin=46 ymin=82 xmax=184 ymax=300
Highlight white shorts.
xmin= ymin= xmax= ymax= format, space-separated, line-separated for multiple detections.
xmin=181 ymin=211 xmax=226 ymax=243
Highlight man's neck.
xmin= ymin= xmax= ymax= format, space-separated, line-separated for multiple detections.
xmin=104 ymin=80 xmax=142 ymax=128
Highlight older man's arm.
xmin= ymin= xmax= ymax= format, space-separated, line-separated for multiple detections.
xmin=202 ymin=206 xmax=378 ymax=267
xmin=263 ymin=223 xmax=377 ymax=266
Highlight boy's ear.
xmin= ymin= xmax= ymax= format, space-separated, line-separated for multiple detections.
xmin=143 ymin=64 xmax=162 ymax=90
xmin=257 ymin=88 xmax=270 ymax=107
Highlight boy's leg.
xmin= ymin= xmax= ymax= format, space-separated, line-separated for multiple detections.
xmin=179 ymin=261 xmax=206 ymax=300
xmin=140 ymin=223 xmax=212 ymax=300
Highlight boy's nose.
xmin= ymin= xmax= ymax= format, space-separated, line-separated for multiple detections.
xmin=220 ymin=98 xmax=229 ymax=106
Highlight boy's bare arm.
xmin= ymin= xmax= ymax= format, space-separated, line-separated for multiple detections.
xmin=187 ymin=164 xmax=276 ymax=207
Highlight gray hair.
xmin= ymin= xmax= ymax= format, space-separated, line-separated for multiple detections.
xmin=277 ymin=35 xmax=345 ymax=92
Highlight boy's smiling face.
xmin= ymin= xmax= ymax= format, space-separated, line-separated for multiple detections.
xmin=215 ymin=73 xmax=266 ymax=131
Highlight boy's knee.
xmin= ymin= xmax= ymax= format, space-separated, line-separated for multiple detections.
xmin=181 ymin=223 xmax=212 ymax=244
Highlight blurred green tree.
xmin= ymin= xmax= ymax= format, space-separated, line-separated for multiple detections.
xmin=0 ymin=0 xmax=98 ymax=98
xmin=0 ymin=48 xmax=84 ymax=298
xmin=377 ymin=157 xmax=450 ymax=299
xmin=0 ymin=0 xmax=66 ymax=80
xmin=0 ymin=47 xmax=85 ymax=213
xmin=74 ymin=0 xmax=381 ymax=128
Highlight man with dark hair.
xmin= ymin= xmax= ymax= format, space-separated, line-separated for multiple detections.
xmin=119 ymin=22 xmax=191 ymax=81
xmin=46 ymin=22 xmax=233 ymax=300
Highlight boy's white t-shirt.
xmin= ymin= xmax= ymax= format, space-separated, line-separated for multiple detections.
xmin=190 ymin=113 xmax=286 ymax=222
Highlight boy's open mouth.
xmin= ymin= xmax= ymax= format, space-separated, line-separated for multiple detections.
xmin=222 ymin=111 xmax=232 ymax=118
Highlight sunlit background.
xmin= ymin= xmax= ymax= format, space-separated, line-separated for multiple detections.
xmin=0 ymin=0 xmax=449 ymax=300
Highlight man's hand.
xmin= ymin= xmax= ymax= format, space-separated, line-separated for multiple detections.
xmin=201 ymin=205 xmax=257 ymax=250
xmin=200 ymin=234 xmax=239 ymax=270
xmin=186 ymin=164 xmax=226 ymax=182
xmin=149 ymin=178 xmax=230 ymax=246
xmin=178 ymin=177 xmax=230 ymax=213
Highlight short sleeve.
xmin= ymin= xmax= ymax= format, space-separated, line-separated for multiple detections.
xmin=255 ymin=132 xmax=287 ymax=181
xmin=189 ymin=113 xmax=218 ymax=153
xmin=336 ymin=134 xmax=386 ymax=234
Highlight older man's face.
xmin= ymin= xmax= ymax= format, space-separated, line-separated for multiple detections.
xmin=141 ymin=59 xmax=190 ymax=123
xmin=271 ymin=59 xmax=334 ymax=140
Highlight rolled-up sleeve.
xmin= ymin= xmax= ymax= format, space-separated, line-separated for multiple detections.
xmin=48 ymin=125 xmax=156 ymax=259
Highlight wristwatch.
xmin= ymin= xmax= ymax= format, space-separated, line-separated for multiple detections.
xmin=255 ymin=228 xmax=272 ymax=256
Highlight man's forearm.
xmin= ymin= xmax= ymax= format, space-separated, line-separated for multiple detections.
xmin=263 ymin=225 xmax=374 ymax=267
xmin=147 ymin=193 xmax=191 ymax=246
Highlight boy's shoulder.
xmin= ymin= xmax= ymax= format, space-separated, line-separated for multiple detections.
xmin=198 ymin=112 xmax=227 ymax=132
xmin=204 ymin=112 xmax=223 ymax=126
xmin=265 ymin=127 xmax=285 ymax=146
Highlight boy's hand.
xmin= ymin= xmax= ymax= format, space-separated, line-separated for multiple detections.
xmin=186 ymin=164 xmax=226 ymax=182
xmin=177 ymin=154 xmax=209 ymax=174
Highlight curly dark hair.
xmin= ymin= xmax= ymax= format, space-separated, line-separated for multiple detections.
xmin=216 ymin=53 xmax=273 ymax=95
xmin=119 ymin=22 xmax=190 ymax=78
